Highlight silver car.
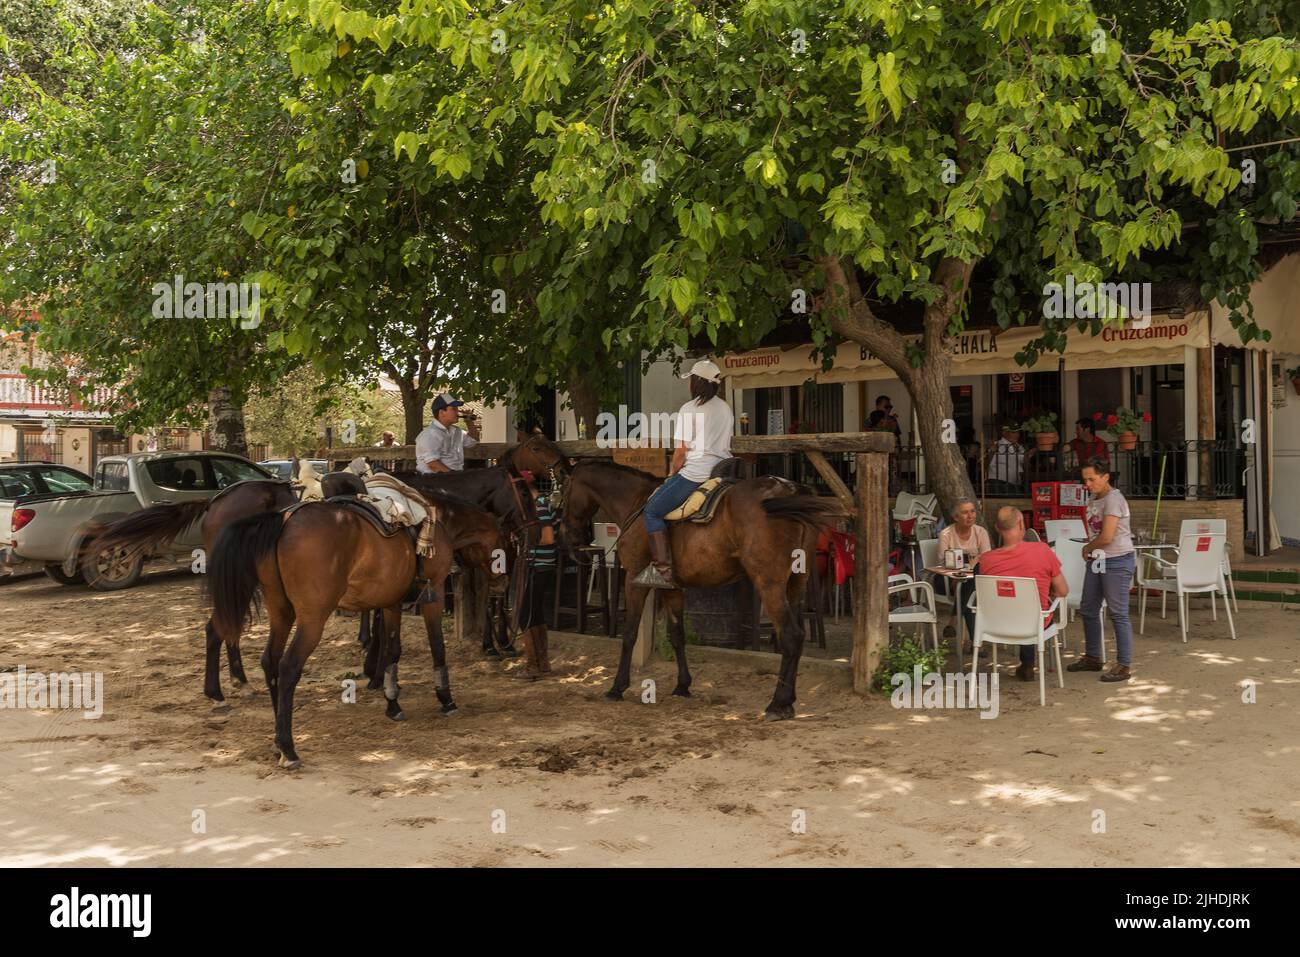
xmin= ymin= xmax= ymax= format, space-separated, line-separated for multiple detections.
xmin=1 ymin=451 xmax=273 ymax=589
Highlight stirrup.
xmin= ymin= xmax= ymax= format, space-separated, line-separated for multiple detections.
xmin=632 ymin=564 xmax=677 ymax=589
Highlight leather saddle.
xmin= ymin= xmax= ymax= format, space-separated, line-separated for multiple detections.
xmin=663 ymin=476 xmax=737 ymax=524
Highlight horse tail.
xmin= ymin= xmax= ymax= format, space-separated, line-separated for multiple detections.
xmin=208 ymin=510 xmax=284 ymax=639
xmin=89 ymin=500 xmax=210 ymax=556
xmin=760 ymin=492 xmax=850 ymax=531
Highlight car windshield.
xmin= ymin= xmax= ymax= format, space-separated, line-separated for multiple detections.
xmin=145 ymin=457 xmax=215 ymax=491
xmin=211 ymin=457 xmax=271 ymax=488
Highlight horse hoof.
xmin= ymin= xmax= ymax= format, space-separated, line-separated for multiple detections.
xmin=210 ymin=702 xmax=231 ymax=715
xmin=604 ymin=690 xmax=624 ymax=702
xmin=763 ymin=706 xmax=795 ymax=722
xmin=387 ymin=709 xmax=407 ymax=722
xmin=278 ymin=755 xmax=302 ymax=771
xmin=441 ymin=705 xmax=459 ymax=716
xmin=672 ymin=686 xmax=692 ymax=698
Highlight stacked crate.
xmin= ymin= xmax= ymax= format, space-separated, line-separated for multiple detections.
xmin=1031 ymin=481 xmax=1087 ymax=532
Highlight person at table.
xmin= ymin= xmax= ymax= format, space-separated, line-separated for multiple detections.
xmin=936 ymin=498 xmax=991 ymax=648
xmin=976 ymin=506 xmax=1069 ymax=682
xmin=1067 ymin=418 xmax=1109 ymax=468
xmin=1067 ymin=457 xmax=1136 ymax=682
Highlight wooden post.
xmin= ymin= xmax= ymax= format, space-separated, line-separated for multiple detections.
xmin=452 ymin=573 xmax=467 ymax=643
xmin=804 ymin=450 xmax=856 ymax=514
xmin=854 ymin=451 xmax=889 ymax=693
xmin=1197 ymin=346 xmax=1214 ymax=497
xmin=632 ymin=590 xmax=657 ymax=667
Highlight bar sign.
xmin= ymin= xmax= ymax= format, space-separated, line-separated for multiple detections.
xmin=996 ymin=580 xmax=1016 ymax=597
xmin=1196 ymin=537 xmax=1211 ymax=552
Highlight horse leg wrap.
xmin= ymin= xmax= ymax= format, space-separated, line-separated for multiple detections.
xmin=435 ymin=666 xmax=450 ymax=692
xmin=383 ymin=663 xmax=400 ymax=701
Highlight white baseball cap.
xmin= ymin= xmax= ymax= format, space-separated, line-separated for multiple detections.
xmin=682 ymin=358 xmax=722 ymax=383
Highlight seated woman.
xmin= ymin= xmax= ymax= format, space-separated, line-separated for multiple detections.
xmin=935 ymin=498 xmax=991 ymax=649
xmin=634 ymin=359 xmax=734 ymax=588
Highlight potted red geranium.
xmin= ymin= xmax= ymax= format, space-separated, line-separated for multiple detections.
xmin=1109 ymin=407 xmax=1151 ymax=450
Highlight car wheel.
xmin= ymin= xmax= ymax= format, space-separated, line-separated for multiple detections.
xmin=81 ymin=544 xmax=144 ymax=591
xmin=43 ymin=564 xmax=84 ymax=586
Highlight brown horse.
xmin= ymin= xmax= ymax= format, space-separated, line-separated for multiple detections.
xmin=208 ymin=494 xmax=506 ymax=768
xmin=86 ymin=479 xmax=298 ymax=704
xmin=554 ymin=461 xmax=847 ymax=720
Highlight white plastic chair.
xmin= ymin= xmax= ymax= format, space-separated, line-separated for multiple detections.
xmin=1177 ymin=519 xmax=1238 ymax=612
xmin=1052 ymin=539 xmax=1107 ymax=662
xmin=1139 ymin=533 xmax=1236 ymax=643
xmin=969 ymin=575 xmax=1065 ymax=706
xmin=1023 ymin=527 xmax=1041 ymax=543
xmin=888 ymin=573 xmax=939 ymax=653
xmin=1043 ymin=518 xmax=1086 ymax=545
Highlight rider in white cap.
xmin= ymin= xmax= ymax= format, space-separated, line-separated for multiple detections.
xmin=416 ymin=393 xmax=481 ymax=473
xmin=634 ymin=358 xmax=733 ymax=589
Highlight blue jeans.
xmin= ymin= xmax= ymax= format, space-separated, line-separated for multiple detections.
xmin=1081 ymin=551 xmax=1136 ymax=666
xmin=643 ymin=474 xmax=702 ymax=535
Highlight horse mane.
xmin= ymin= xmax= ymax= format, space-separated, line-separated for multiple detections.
xmin=574 ymin=458 xmax=660 ymax=483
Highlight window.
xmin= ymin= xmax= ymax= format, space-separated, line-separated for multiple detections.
xmin=145 ymin=457 xmax=215 ymax=491
xmin=0 ymin=470 xmax=38 ymax=498
xmin=97 ymin=461 xmax=129 ymax=491
xmin=19 ymin=429 xmax=61 ymax=464
xmin=36 ymin=467 xmax=92 ymax=494
xmin=211 ymin=456 xmax=272 ymax=488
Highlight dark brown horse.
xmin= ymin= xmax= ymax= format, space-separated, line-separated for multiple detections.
xmin=86 ymin=479 xmax=298 ymax=705
xmin=555 ymin=461 xmax=846 ymax=720
xmin=208 ymin=493 xmax=506 ymax=768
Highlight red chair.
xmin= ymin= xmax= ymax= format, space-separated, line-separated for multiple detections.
xmin=828 ymin=531 xmax=855 ymax=619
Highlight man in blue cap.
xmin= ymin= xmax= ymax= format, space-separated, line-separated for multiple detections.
xmin=416 ymin=393 xmax=480 ymax=473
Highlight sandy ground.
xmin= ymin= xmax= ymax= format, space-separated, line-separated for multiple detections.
xmin=1 ymin=567 xmax=1298 ymax=867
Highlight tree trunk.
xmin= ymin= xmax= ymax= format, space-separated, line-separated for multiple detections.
xmin=208 ymin=386 xmax=248 ymax=458
xmin=909 ymin=356 xmax=977 ymax=520
xmin=820 ymin=253 xmax=977 ymax=521
xmin=566 ymin=372 xmax=602 ymax=438
xmin=397 ymin=381 xmax=425 ymax=444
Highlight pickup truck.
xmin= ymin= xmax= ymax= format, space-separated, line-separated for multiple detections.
xmin=1 ymin=451 xmax=274 ymax=590
xmin=0 ymin=463 xmax=95 ymax=581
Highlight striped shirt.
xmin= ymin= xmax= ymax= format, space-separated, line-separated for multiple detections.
xmin=531 ymin=493 xmax=556 ymax=568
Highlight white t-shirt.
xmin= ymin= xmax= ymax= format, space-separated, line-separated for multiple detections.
xmin=674 ymin=396 xmax=733 ymax=482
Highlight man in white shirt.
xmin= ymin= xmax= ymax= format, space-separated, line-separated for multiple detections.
xmin=415 ymin=394 xmax=480 ymax=473
xmin=986 ymin=422 xmax=1024 ymax=492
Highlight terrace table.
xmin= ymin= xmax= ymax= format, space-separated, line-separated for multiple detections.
xmin=925 ymin=566 xmax=976 ymax=671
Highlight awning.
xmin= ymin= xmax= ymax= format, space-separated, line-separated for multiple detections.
xmin=1211 ymin=252 xmax=1300 ymax=355
xmin=718 ymin=312 xmax=1209 ymax=389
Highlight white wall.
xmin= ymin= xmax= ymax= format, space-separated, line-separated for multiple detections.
xmin=556 ymin=353 xmax=693 ymax=440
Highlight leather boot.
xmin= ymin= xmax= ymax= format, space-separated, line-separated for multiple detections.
xmin=519 ymin=627 xmax=544 ymax=680
xmin=633 ymin=530 xmax=677 ymax=589
xmin=535 ymin=627 xmax=552 ymax=674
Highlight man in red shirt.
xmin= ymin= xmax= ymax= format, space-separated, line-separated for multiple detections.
xmin=976 ymin=506 xmax=1069 ymax=681
xmin=1067 ymin=418 xmax=1109 ymax=467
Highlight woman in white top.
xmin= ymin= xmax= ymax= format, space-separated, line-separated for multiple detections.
xmin=635 ymin=359 xmax=734 ymax=588
xmin=936 ymin=499 xmax=990 ymax=646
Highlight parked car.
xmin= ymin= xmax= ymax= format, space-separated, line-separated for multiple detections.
xmin=259 ymin=458 xmax=328 ymax=481
xmin=0 ymin=463 xmax=95 ymax=581
xmin=1 ymin=451 xmax=274 ymax=590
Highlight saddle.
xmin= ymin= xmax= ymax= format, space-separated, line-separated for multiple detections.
xmin=282 ymin=495 xmax=400 ymax=539
xmin=662 ymin=477 xmax=737 ymax=524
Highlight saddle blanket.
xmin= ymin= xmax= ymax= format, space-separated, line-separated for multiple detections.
xmin=361 ymin=473 xmax=439 ymax=558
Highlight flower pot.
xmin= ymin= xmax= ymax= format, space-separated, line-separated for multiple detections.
xmin=1118 ymin=431 xmax=1138 ymax=451
xmin=1035 ymin=431 xmax=1058 ymax=452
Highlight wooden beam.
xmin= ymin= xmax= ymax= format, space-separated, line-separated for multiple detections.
xmin=854 ymin=451 xmax=890 ymax=694
xmin=804 ymin=450 xmax=856 ymax=514
xmin=733 ymin=432 xmax=896 ymax=455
